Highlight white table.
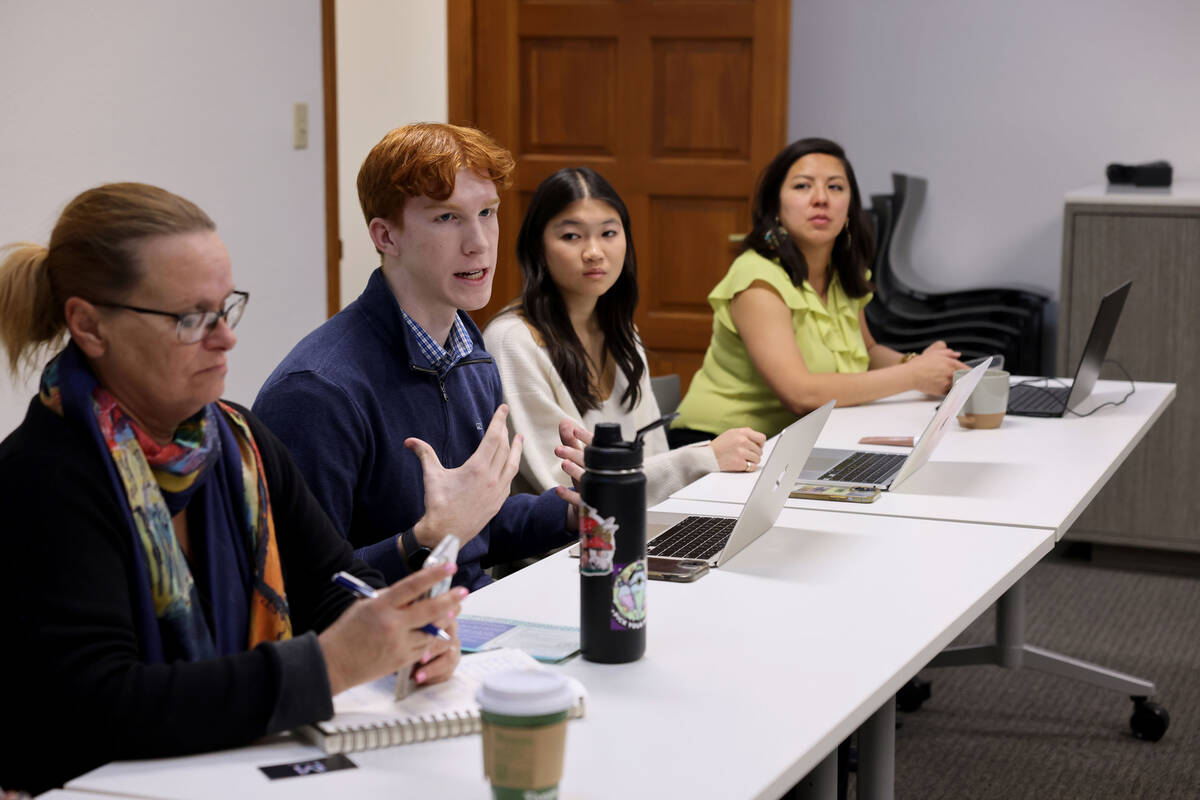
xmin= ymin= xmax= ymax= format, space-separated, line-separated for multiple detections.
xmin=676 ymin=381 xmax=1176 ymax=756
xmin=672 ymin=380 xmax=1174 ymax=538
xmin=65 ymin=382 xmax=1173 ymax=800
xmin=68 ymin=507 xmax=1053 ymax=800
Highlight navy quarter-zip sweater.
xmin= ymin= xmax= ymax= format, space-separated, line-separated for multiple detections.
xmin=254 ymin=269 xmax=570 ymax=590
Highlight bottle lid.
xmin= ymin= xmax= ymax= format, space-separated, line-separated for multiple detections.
xmin=476 ymin=669 xmax=574 ymax=716
xmin=583 ymin=414 xmax=677 ymax=471
xmin=584 ymin=423 xmax=641 ymax=470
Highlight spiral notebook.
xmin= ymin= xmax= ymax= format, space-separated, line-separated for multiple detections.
xmin=297 ymin=648 xmax=587 ymax=754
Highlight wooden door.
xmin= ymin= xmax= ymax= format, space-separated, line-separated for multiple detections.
xmin=450 ymin=0 xmax=789 ymax=391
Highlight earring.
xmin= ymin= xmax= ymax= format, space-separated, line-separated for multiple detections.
xmin=843 ymin=220 xmax=851 ymax=250
xmin=764 ymin=217 xmax=789 ymax=249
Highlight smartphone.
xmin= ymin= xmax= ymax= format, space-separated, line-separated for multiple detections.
xmin=422 ymin=534 xmax=460 ymax=598
xmin=647 ymin=557 xmax=709 ymax=582
xmin=790 ymin=483 xmax=881 ymax=503
xmin=396 ymin=534 xmax=460 ymax=701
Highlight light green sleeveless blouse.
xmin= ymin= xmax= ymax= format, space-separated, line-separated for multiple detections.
xmin=673 ymin=250 xmax=872 ymax=438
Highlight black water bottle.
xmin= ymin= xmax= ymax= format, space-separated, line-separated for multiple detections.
xmin=578 ymin=415 xmax=674 ymax=663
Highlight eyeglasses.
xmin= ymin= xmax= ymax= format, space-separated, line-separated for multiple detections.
xmin=93 ymin=291 xmax=249 ymax=344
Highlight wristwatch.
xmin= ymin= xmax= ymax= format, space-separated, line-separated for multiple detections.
xmin=398 ymin=528 xmax=432 ymax=571
xmin=900 ymin=352 xmax=918 ymax=364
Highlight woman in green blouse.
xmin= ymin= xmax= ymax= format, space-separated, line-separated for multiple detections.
xmin=671 ymin=137 xmax=967 ymax=442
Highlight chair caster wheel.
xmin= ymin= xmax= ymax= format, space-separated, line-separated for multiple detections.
xmin=897 ymin=677 xmax=932 ymax=712
xmin=1130 ymin=697 xmax=1169 ymax=742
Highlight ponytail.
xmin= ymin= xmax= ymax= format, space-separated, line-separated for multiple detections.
xmin=0 ymin=243 xmax=63 ymax=376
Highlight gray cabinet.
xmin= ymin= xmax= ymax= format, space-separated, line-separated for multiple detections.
xmin=1059 ymin=185 xmax=1200 ymax=552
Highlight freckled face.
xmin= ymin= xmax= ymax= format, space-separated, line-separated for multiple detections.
xmin=394 ymin=169 xmax=501 ymax=318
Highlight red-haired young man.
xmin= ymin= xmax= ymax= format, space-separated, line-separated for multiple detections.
xmin=256 ymin=124 xmax=573 ymax=591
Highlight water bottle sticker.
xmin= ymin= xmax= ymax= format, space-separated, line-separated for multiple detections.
xmin=610 ymin=559 xmax=647 ymax=630
xmin=579 ymin=504 xmax=617 ymax=577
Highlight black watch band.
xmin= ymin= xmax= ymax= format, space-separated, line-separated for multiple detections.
xmin=400 ymin=528 xmax=431 ymax=572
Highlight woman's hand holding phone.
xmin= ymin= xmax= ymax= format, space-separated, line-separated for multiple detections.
xmin=402 ymin=534 xmax=462 ymax=693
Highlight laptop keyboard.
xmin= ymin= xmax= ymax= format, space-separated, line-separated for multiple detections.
xmin=647 ymin=515 xmax=736 ymax=561
xmin=1009 ymin=383 xmax=1068 ymax=413
xmin=818 ymin=451 xmax=907 ymax=485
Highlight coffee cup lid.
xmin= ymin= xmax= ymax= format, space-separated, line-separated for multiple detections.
xmin=476 ymin=669 xmax=574 ymax=716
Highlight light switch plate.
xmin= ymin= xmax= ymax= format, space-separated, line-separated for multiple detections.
xmin=293 ymin=102 xmax=308 ymax=149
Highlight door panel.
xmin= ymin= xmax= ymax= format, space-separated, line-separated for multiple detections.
xmin=652 ymin=38 xmax=753 ymax=160
xmin=520 ymin=38 xmax=618 ymax=155
xmin=453 ymin=0 xmax=788 ymax=393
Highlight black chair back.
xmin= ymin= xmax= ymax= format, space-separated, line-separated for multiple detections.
xmin=862 ymin=173 xmax=1050 ymax=375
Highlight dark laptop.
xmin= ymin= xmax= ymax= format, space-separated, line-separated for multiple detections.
xmin=1008 ymin=281 xmax=1131 ymax=417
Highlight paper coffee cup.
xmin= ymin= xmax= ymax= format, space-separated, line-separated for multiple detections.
xmin=477 ymin=670 xmax=574 ymax=800
xmin=954 ymin=368 xmax=1010 ymax=429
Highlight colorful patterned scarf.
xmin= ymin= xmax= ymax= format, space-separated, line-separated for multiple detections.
xmin=40 ymin=344 xmax=291 ymax=661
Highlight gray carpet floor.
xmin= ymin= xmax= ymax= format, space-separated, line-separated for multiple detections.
xmin=872 ymin=556 xmax=1200 ymax=799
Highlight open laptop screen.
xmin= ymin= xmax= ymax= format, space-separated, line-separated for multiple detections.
xmin=1065 ymin=281 xmax=1131 ymax=411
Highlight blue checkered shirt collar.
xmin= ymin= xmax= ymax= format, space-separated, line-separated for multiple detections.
xmin=399 ymin=309 xmax=475 ymax=378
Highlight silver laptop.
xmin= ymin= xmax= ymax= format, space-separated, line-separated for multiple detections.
xmin=796 ymin=359 xmax=991 ymax=491
xmin=637 ymin=400 xmax=834 ymax=567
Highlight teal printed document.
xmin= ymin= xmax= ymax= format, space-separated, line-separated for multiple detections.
xmin=457 ymin=615 xmax=580 ymax=663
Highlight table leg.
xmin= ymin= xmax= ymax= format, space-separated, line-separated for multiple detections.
xmin=789 ymin=748 xmax=837 ymax=800
xmin=1019 ymin=644 xmax=1155 ymax=693
xmin=926 ymin=577 xmax=1156 ymax=694
xmin=857 ymin=699 xmax=895 ymax=800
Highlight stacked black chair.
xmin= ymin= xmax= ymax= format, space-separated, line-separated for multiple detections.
xmin=864 ymin=174 xmax=1050 ymax=375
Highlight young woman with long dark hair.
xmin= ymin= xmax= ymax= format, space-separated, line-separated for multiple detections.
xmin=484 ymin=167 xmax=765 ymax=506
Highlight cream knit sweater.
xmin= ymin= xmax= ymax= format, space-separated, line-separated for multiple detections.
xmin=484 ymin=311 xmax=719 ymax=507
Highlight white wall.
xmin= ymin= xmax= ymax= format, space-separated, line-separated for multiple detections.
xmin=789 ymin=0 xmax=1200 ymax=297
xmin=0 ymin=0 xmax=327 ymax=436
xmin=335 ymin=0 xmax=447 ymax=308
